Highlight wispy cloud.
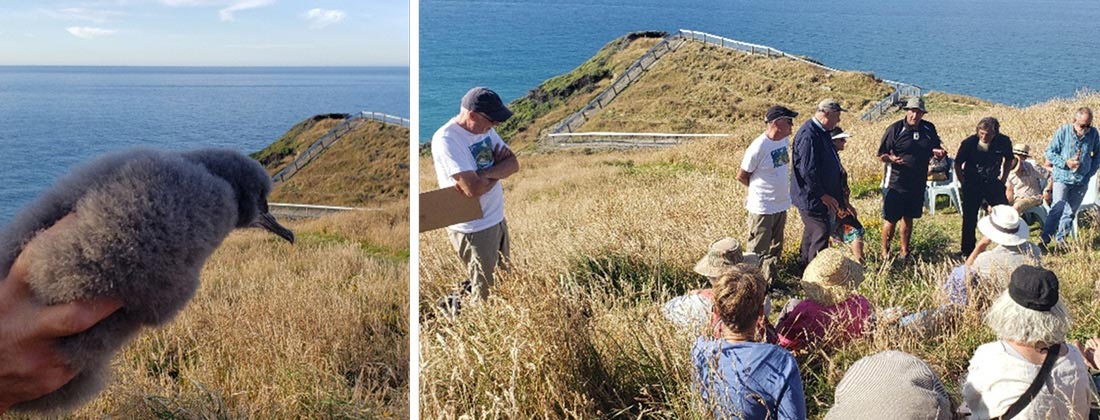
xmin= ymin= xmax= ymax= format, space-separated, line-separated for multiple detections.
xmin=219 ymin=0 xmax=274 ymax=22
xmin=302 ymin=8 xmax=346 ymax=29
xmin=156 ymin=0 xmax=274 ymax=21
xmin=66 ymin=26 xmax=119 ymax=39
xmin=38 ymin=7 xmax=126 ymax=24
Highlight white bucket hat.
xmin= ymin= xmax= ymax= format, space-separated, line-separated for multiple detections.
xmin=977 ymin=205 xmax=1029 ymax=246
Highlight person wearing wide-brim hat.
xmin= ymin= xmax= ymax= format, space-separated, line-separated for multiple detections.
xmin=1005 ymin=143 xmax=1052 ymax=214
xmin=775 ymin=248 xmax=871 ymax=352
xmin=877 ymin=96 xmax=947 ymax=263
xmin=663 ymin=238 xmax=763 ymax=331
xmin=965 ymin=205 xmax=1041 ymax=290
xmin=962 ymin=265 xmax=1091 ymax=419
xmin=825 ymin=350 xmax=954 ymax=420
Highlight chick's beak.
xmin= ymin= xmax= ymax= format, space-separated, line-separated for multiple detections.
xmin=253 ymin=212 xmax=295 ymax=243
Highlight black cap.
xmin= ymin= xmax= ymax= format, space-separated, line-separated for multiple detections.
xmin=1008 ymin=265 xmax=1060 ymax=311
xmin=461 ymin=87 xmax=513 ymax=123
xmin=765 ymin=105 xmax=798 ymax=123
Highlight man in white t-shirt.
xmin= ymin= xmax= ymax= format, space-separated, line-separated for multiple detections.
xmin=431 ymin=87 xmax=520 ymax=308
xmin=736 ymin=105 xmax=797 ymax=284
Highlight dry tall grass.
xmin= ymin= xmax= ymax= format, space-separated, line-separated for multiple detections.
xmin=268 ymin=121 xmax=411 ymax=206
xmin=16 ymin=203 xmax=409 ymax=419
xmin=420 ymin=92 xmax=1100 ymax=418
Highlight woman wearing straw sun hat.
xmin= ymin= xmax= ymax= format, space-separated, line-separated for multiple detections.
xmin=775 ymin=248 xmax=871 ymax=353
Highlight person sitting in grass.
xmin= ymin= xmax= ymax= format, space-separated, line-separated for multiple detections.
xmin=825 ymin=350 xmax=955 ymax=420
xmin=663 ymin=238 xmax=771 ymax=335
xmin=966 ymin=205 xmax=1042 ymax=287
xmin=692 ymin=265 xmax=806 ymax=420
xmin=899 ymin=206 xmax=1042 ymax=332
xmin=1005 ymin=144 xmax=1051 ymax=215
xmin=775 ymin=248 xmax=871 ymax=353
xmin=828 ymin=126 xmax=866 ymax=265
xmin=961 ymin=265 xmax=1092 ymax=420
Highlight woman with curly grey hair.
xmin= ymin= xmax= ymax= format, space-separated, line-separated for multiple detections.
xmin=961 ymin=265 xmax=1092 ymax=419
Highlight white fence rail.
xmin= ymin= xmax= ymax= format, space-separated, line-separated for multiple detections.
xmin=271 ymin=111 xmax=408 ymax=184
xmin=547 ymin=29 xmax=922 ymax=149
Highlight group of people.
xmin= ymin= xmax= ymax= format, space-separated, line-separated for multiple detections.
xmin=678 ymin=100 xmax=1100 ymax=418
xmin=678 ymin=232 xmax=1097 ymax=419
xmin=744 ymin=96 xmax=1099 ymax=281
xmin=427 ymin=87 xmax=1100 ymax=418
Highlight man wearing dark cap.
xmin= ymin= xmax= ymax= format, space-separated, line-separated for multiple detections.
xmin=431 ymin=87 xmax=520 ymax=306
xmin=737 ymin=105 xmax=797 ymax=283
xmin=791 ymin=99 xmax=846 ymax=268
xmin=877 ymin=97 xmax=946 ymax=263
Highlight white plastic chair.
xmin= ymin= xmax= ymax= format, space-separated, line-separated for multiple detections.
xmin=925 ymin=165 xmax=961 ymax=215
xmin=1071 ymin=171 xmax=1100 ymax=238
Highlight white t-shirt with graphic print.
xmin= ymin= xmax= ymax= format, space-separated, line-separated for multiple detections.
xmin=431 ymin=118 xmax=507 ymax=234
xmin=740 ymin=133 xmax=792 ymax=215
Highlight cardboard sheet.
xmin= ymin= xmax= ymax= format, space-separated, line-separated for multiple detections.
xmin=419 ymin=186 xmax=483 ymax=232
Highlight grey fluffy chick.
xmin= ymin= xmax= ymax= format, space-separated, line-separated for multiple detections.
xmin=0 ymin=148 xmax=294 ymax=414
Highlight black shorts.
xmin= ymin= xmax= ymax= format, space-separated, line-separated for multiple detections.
xmin=882 ymin=187 xmax=924 ymax=223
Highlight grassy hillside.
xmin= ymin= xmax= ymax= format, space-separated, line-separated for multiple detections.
xmin=419 ymin=29 xmax=1100 ymax=418
xmin=256 ymin=115 xmax=410 ymax=207
xmin=495 ymin=32 xmax=666 ymax=147
xmin=253 ymin=114 xmax=348 ymax=169
xmin=33 ymin=205 xmax=410 ymax=419
xmin=582 ymin=42 xmax=893 ymax=134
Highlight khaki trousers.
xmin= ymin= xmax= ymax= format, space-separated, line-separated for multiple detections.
xmin=746 ymin=211 xmax=786 ymax=284
xmin=447 ymin=219 xmax=510 ymax=300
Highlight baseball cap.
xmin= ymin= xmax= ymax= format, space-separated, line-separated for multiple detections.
xmin=817 ymin=99 xmax=847 ymax=113
xmin=765 ymin=105 xmax=799 ymax=123
xmin=461 ymin=87 xmax=513 ymax=123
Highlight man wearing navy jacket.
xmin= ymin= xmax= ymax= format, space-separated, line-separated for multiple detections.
xmin=791 ymin=99 xmax=846 ymax=268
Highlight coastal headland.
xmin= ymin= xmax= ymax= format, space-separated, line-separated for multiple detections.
xmin=419 ymin=30 xmax=1100 ymax=418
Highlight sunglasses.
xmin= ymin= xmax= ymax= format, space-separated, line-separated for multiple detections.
xmin=475 ymin=111 xmax=500 ymax=125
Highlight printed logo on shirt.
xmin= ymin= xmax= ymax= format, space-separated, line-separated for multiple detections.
xmin=469 ymin=136 xmax=495 ymax=170
xmin=770 ymin=146 xmax=789 ymax=168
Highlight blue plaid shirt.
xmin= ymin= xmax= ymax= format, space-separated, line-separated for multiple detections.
xmin=1045 ymin=123 xmax=1100 ymax=185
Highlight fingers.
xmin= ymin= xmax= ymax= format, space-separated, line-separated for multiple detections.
xmin=36 ymin=297 xmax=122 ymax=338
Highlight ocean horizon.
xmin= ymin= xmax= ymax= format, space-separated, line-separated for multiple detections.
xmin=0 ymin=65 xmax=409 ymax=224
xmin=420 ymin=0 xmax=1099 ymax=142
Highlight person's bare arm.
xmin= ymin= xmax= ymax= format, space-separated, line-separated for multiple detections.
xmin=477 ymin=145 xmax=519 ymax=180
xmin=0 ymin=216 xmax=122 ymax=413
xmin=1005 ymin=183 xmax=1015 ymax=204
xmin=965 ymin=237 xmax=992 ymax=266
xmin=451 ymin=171 xmax=498 ymax=198
xmin=736 ymin=169 xmax=752 ymax=187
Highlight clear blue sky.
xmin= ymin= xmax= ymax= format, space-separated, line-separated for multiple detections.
xmin=0 ymin=0 xmax=409 ymax=66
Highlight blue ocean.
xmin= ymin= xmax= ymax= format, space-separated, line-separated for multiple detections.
xmin=420 ymin=0 xmax=1099 ymax=142
xmin=0 ymin=66 xmax=409 ymax=224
